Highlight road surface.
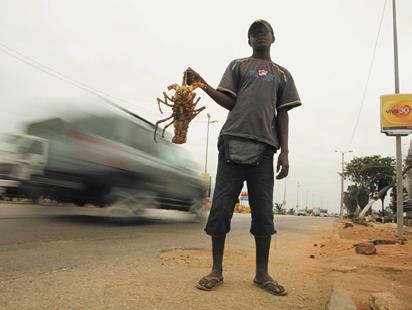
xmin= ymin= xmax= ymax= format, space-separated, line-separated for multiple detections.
xmin=0 ymin=203 xmax=335 ymax=309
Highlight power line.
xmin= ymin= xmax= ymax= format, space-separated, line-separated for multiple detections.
xmin=0 ymin=41 xmax=212 ymax=127
xmin=0 ymin=41 xmax=157 ymax=117
xmin=349 ymin=0 xmax=387 ymax=147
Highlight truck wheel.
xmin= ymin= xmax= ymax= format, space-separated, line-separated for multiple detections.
xmin=188 ymin=198 xmax=205 ymax=222
xmin=104 ymin=189 xmax=159 ymax=217
xmin=26 ymin=186 xmax=41 ymax=204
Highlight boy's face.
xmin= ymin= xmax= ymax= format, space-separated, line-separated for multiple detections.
xmin=248 ymin=23 xmax=274 ymax=49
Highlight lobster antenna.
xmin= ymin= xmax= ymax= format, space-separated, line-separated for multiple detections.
xmin=183 ymin=70 xmax=187 ymax=85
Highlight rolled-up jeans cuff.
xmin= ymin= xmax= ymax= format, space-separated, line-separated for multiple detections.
xmin=252 ymin=231 xmax=277 ymax=238
xmin=250 ymin=227 xmax=276 ymax=237
xmin=204 ymin=229 xmax=227 ymax=237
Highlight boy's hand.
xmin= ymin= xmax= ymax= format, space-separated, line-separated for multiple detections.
xmin=276 ymin=151 xmax=289 ymax=179
xmin=185 ymin=67 xmax=206 ymax=86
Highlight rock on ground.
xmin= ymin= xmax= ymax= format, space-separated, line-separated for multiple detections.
xmin=369 ymin=292 xmax=404 ymax=310
xmin=354 ymin=242 xmax=377 ymax=255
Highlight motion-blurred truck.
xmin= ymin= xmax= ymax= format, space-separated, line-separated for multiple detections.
xmin=0 ymin=112 xmax=204 ymax=214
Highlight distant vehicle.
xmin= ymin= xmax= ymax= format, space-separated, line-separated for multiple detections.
xmin=239 ymin=192 xmax=251 ymax=213
xmin=272 ymin=202 xmax=286 ymax=215
xmin=320 ymin=209 xmax=328 ymax=217
xmin=0 ymin=112 xmax=204 ymax=214
xmin=313 ymin=207 xmax=321 ymax=216
xmin=297 ymin=209 xmax=307 ymax=216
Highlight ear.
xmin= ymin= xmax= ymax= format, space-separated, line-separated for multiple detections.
xmin=248 ymin=38 xmax=251 ymax=46
xmin=272 ymin=35 xmax=275 ymax=43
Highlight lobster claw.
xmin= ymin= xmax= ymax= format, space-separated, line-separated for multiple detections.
xmin=167 ymin=84 xmax=179 ymax=91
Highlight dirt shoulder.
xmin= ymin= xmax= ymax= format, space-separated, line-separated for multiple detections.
xmin=161 ymin=218 xmax=412 ymax=309
xmin=299 ymin=220 xmax=412 ymax=309
xmin=1 ymin=215 xmax=410 ymax=309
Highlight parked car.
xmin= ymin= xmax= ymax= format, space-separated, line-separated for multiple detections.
xmin=320 ymin=209 xmax=328 ymax=217
xmin=297 ymin=209 xmax=307 ymax=216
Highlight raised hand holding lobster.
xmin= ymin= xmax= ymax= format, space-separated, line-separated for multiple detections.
xmin=154 ymin=69 xmax=206 ymax=144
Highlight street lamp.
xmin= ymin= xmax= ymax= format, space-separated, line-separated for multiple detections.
xmin=205 ymin=113 xmax=218 ymax=173
xmin=203 ymin=113 xmax=217 ymax=197
xmin=296 ymin=181 xmax=300 ymax=209
xmin=282 ymin=178 xmax=287 ymax=206
xmin=335 ymin=150 xmax=353 ymax=220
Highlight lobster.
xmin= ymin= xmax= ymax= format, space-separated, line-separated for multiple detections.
xmin=154 ymin=71 xmax=206 ymax=144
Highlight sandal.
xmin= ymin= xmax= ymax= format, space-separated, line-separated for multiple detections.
xmin=253 ymin=278 xmax=288 ymax=296
xmin=195 ymin=276 xmax=223 ymax=291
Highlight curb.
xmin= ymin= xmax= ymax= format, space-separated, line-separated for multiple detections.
xmin=327 ymin=287 xmax=357 ymax=310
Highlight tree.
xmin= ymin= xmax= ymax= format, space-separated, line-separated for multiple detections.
xmin=344 ymin=156 xmax=395 ymax=196
xmin=274 ymin=203 xmax=285 ymax=215
xmin=344 ymin=156 xmax=395 ymax=216
xmin=287 ymin=208 xmax=295 ymax=215
xmin=357 ymin=185 xmax=369 ymax=209
xmin=344 ymin=186 xmax=358 ymax=217
xmin=377 ymin=177 xmax=391 ymax=216
xmin=389 ymin=154 xmax=412 ymax=212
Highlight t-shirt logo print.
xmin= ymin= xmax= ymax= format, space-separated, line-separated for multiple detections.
xmin=258 ymin=69 xmax=268 ymax=77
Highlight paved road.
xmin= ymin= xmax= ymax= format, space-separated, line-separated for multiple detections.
xmin=0 ymin=203 xmax=334 ymax=246
xmin=0 ymin=203 xmax=335 ymax=309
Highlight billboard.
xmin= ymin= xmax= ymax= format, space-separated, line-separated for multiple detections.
xmin=380 ymin=94 xmax=412 ymax=136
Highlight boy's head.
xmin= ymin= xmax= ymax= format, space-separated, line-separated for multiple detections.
xmin=248 ymin=19 xmax=275 ymax=42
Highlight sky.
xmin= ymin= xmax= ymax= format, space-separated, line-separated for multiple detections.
xmin=0 ymin=0 xmax=411 ymax=213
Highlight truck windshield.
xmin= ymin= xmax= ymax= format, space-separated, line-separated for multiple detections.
xmin=18 ymin=139 xmax=43 ymax=156
xmin=0 ymin=135 xmax=43 ymax=156
xmin=0 ymin=134 xmax=18 ymax=153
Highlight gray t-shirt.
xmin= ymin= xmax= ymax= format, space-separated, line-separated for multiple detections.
xmin=217 ymin=57 xmax=301 ymax=148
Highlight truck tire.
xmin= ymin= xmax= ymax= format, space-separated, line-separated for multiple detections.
xmin=104 ymin=188 xmax=159 ymax=217
xmin=188 ymin=198 xmax=205 ymax=222
xmin=26 ymin=186 xmax=41 ymax=204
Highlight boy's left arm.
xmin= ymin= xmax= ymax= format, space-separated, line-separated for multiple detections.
xmin=276 ymin=109 xmax=289 ymax=180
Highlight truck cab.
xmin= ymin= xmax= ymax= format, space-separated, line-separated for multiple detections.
xmin=0 ymin=134 xmax=48 ymax=198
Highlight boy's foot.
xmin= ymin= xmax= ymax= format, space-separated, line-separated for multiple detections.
xmin=196 ymin=272 xmax=223 ymax=291
xmin=253 ymin=275 xmax=287 ymax=296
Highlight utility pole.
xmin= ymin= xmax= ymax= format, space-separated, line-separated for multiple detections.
xmin=335 ymin=150 xmax=353 ymax=219
xmin=296 ymin=181 xmax=300 ymax=209
xmin=204 ymin=113 xmax=217 ymax=197
xmin=306 ymin=189 xmax=309 ymax=208
xmin=204 ymin=113 xmax=217 ymax=173
xmin=392 ymin=0 xmax=404 ymax=239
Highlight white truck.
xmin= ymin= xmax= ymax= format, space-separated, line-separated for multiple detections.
xmin=313 ymin=207 xmax=321 ymax=216
xmin=0 ymin=113 xmax=204 ymax=213
xmin=0 ymin=134 xmax=48 ymax=199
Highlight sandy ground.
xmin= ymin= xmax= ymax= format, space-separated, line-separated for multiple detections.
xmin=303 ymin=221 xmax=412 ymax=309
xmin=160 ymin=220 xmax=412 ymax=310
xmin=0 ymin=209 xmax=410 ymax=309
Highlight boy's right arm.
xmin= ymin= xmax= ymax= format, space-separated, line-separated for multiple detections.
xmin=185 ymin=67 xmax=236 ymax=111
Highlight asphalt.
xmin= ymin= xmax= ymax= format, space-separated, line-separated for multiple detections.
xmin=0 ymin=203 xmax=335 ymax=309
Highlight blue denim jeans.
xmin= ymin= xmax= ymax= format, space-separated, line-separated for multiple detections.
xmin=205 ymin=138 xmax=276 ymax=237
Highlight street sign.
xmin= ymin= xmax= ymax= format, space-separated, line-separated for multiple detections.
xmin=380 ymin=94 xmax=412 ymax=136
xmin=201 ymin=172 xmax=211 ymax=197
